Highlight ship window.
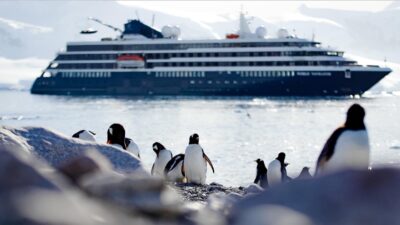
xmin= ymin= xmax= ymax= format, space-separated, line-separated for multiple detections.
xmin=233 ymin=80 xmax=238 ymax=84
xmin=224 ymin=80 xmax=230 ymax=84
xmin=190 ymin=80 xmax=195 ymax=84
xmin=208 ymin=80 xmax=212 ymax=84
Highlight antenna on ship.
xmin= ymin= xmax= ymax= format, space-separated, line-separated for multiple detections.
xmin=135 ymin=10 xmax=141 ymax=21
xmin=151 ymin=14 xmax=155 ymax=27
xmin=311 ymin=29 xmax=315 ymax=41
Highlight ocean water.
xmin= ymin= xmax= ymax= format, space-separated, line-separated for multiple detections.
xmin=1 ymin=89 xmax=400 ymax=186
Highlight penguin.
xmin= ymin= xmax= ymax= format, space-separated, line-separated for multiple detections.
xmin=107 ymin=123 xmax=126 ymax=150
xmin=267 ymin=152 xmax=290 ymax=186
xmin=183 ymin=133 xmax=215 ymax=184
xmin=125 ymin=138 xmax=141 ymax=159
xmin=296 ymin=167 xmax=312 ymax=180
xmin=72 ymin=130 xmax=96 ymax=142
xmin=164 ymin=153 xmax=185 ymax=182
xmin=316 ymin=104 xmax=370 ymax=175
xmin=254 ymin=159 xmax=268 ymax=188
xmin=151 ymin=142 xmax=173 ymax=178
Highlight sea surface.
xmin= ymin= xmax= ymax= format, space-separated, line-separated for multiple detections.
xmin=1 ymin=89 xmax=400 ymax=186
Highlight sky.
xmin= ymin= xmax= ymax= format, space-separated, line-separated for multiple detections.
xmin=117 ymin=1 xmax=393 ymax=23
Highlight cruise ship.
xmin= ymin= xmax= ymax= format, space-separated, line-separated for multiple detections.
xmin=31 ymin=13 xmax=391 ymax=96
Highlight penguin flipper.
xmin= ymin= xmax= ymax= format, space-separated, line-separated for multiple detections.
xmin=151 ymin=163 xmax=155 ymax=175
xmin=254 ymin=173 xmax=260 ymax=184
xmin=203 ymin=153 xmax=215 ymax=173
xmin=165 ymin=154 xmax=185 ymax=174
xmin=316 ymin=127 xmax=346 ymax=174
xmin=72 ymin=130 xmax=85 ymax=138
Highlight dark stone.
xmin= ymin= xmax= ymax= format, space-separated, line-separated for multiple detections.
xmin=57 ymin=155 xmax=100 ymax=184
xmin=231 ymin=168 xmax=400 ymax=225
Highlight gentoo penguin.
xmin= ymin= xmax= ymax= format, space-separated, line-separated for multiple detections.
xmin=151 ymin=142 xmax=173 ymax=178
xmin=296 ymin=167 xmax=312 ymax=180
xmin=72 ymin=130 xmax=96 ymax=142
xmin=184 ymin=133 xmax=215 ymax=184
xmin=316 ymin=104 xmax=370 ymax=175
xmin=254 ymin=159 xmax=268 ymax=188
xmin=125 ymin=138 xmax=141 ymax=159
xmin=267 ymin=152 xmax=290 ymax=186
xmin=164 ymin=154 xmax=185 ymax=182
xmin=107 ymin=123 xmax=126 ymax=150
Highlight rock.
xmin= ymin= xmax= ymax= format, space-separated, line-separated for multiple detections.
xmin=233 ymin=205 xmax=314 ymax=225
xmin=0 ymin=130 xmax=190 ymax=225
xmin=231 ymin=168 xmax=400 ymax=225
xmin=172 ymin=183 xmax=244 ymax=203
xmin=243 ymin=184 xmax=264 ymax=195
xmin=296 ymin=167 xmax=313 ymax=180
xmin=80 ymin=172 xmax=186 ymax=219
xmin=0 ymin=145 xmax=93 ymax=225
xmin=57 ymin=155 xmax=101 ymax=185
xmin=1 ymin=126 xmax=144 ymax=174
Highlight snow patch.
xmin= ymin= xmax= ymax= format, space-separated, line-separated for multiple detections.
xmin=0 ymin=17 xmax=53 ymax=33
xmin=0 ymin=57 xmax=48 ymax=84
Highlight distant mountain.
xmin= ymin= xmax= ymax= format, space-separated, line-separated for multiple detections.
xmin=0 ymin=1 xmax=215 ymax=59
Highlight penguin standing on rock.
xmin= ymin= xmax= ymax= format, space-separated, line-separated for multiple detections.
xmin=184 ymin=134 xmax=215 ymax=184
xmin=151 ymin=142 xmax=173 ymax=178
xmin=165 ymin=154 xmax=185 ymax=182
xmin=254 ymin=159 xmax=268 ymax=188
xmin=107 ymin=123 xmax=126 ymax=150
xmin=267 ymin=152 xmax=290 ymax=187
xmin=316 ymin=104 xmax=370 ymax=175
xmin=72 ymin=130 xmax=96 ymax=142
xmin=125 ymin=138 xmax=141 ymax=159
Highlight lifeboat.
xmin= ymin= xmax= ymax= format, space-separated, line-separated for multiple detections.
xmin=226 ymin=33 xmax=239 ymax=39
xmin=117 ymin=55 xmax=145 ymax=68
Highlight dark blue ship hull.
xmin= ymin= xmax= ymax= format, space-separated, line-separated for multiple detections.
xmin=31 ymin=69 xmax=390 ymax=96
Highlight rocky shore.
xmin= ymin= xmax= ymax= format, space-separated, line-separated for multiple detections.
xmin=1 ymin=126 xmax=400 ymax=225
